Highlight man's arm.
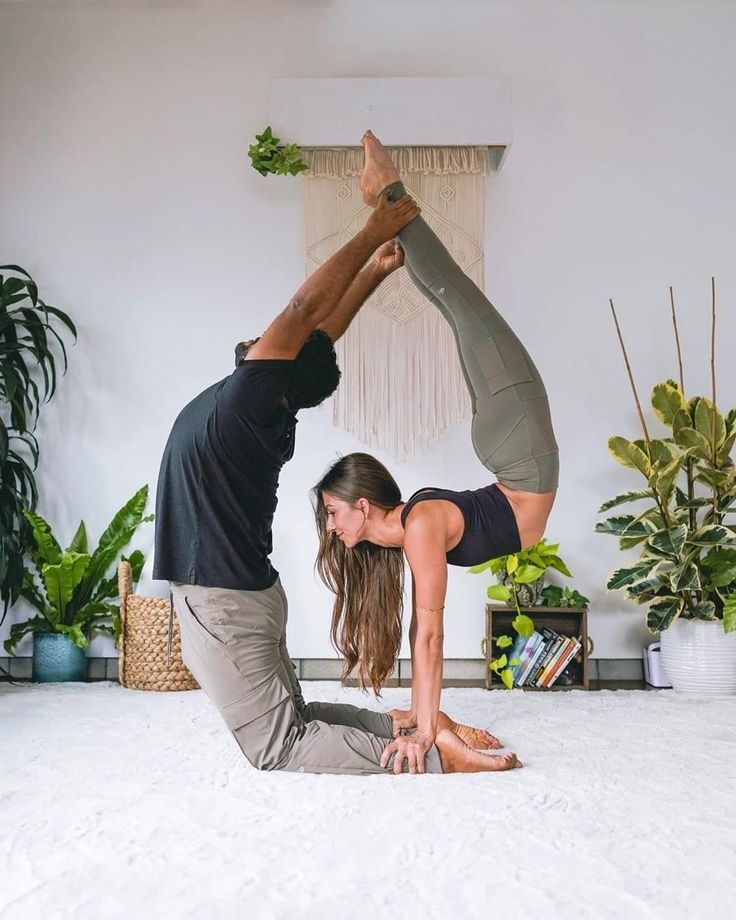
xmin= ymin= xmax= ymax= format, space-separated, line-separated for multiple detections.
xmin=317 ymin=240 xmax=403 ymax=343
xmin=247 ymin=197 xmax=418 ymax=361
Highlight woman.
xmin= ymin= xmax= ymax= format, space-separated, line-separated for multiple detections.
xmin=313 ymin=133 xmax=559 ymax=774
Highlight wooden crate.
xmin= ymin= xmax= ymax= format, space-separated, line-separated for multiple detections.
xmin=483 ymin=605 xmax=592 ymax=691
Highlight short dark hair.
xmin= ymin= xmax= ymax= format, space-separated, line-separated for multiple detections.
xmin=286 ymin=329 xmax=341 ymax=409
xmin=234 ymin=330 xmax=340 ymax=409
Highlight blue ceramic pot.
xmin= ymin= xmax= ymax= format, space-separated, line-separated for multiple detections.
xmin=32 ymin=632 xmax=87 ymax=682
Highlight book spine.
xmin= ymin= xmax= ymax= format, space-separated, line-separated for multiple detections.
xmin=514 ymin=633 xmax=543 ymax=686
xmin=546 ymin=638 xmax=583 ymax=687
xmin=534 ymin=635 xmax=566 ymax=686
xmin=507 ymin=633 xmax=529 ymax=683
xmin=537 ymin=636 xmax=571 ymax=686
xmin=519 ymin=635 xmax=548 ymax=687
xmin=525 ymin=629 xmax=559 ymax=686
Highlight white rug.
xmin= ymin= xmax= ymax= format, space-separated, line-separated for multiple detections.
xmin=1 ymin=681 xmax=735 ymax=920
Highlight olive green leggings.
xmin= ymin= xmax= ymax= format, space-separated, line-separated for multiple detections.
xmin=384 ymin=181 xmax=559 ymax=493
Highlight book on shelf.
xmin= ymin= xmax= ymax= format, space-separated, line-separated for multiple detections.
xmin=513 ymin=632 xmax=544 ymax=686
xmin=535 ymin=634 xmax=570 ymax=687
xmin=523 ymin=628 xmax=558 ymax=686
xmin=506 ymin=632 xmax=529 ymax=683
xmin=521 ymin=637 xmax=550 ymax=686
xmin=545 ymin=637 xmax=583 ymax=687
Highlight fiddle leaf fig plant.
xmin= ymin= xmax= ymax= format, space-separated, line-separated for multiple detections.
xmin=248 ymin=126 xmax=308 ymax=177
xmin=4 ymin=485 xmax=152 ymax=655
xmin=597 ymin=283 xmax=736 ymax=634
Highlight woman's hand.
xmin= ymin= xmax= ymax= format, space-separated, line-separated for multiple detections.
xmin=380 ymin=730 xmax=434 ymax=775
xmin=387 ymin=708 xmax=417 ymax=736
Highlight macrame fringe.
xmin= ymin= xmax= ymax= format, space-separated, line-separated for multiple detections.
xmin=302 ymin=146 xmax=489 ymax=179
xmin=331 ymin=304 xmax=471 ymax=462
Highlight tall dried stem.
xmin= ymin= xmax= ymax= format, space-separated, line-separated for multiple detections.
xmin=711 ymin=277 xmax=718 ymax=518
xmin=670 ymin=286 xmax=696 ymax=530
xmin=609 ymin=299 xmax=652 ymax=448
xmin=670 ymin=286 xmax=685 ymax=396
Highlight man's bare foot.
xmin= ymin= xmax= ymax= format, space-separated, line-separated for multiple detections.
xmin=360 ymin=130 xmax=401 ymax=206
xmin=435 ymin=728 xmax=522 ymax=774
xmin=450 ymin=720 xmax=502 ymax=750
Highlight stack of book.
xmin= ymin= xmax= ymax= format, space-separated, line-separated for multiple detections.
xmin=505 ymin=628 xmax=582 ymax=688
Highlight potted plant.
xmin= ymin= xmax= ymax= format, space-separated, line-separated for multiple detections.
xmin=0 ymin=265 xmax=76 ymax=619
xmin=470 ymin=538 xmax=574 ymax=610
xmin=471 ymin=540 xmax=587 ymax=688
xmin=3 ymin=485 xmax=151 ymax=682
xmin=597 ymin=283 xmax=736 ymax=694
xmin=248 ymin=126 xmax=308 ymax=177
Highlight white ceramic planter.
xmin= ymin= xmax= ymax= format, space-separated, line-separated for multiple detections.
xmin=660 ymin=618 xmax=736 ymax=695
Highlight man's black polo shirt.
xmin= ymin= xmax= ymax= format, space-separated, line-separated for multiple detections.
xmin=152 ymin=360 xmax=297 ymax=590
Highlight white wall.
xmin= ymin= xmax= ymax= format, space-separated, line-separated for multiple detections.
xmin=1 ymin=0 xmax=735 ymax=660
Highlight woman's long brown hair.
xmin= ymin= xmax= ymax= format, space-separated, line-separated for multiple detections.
xmin=313 ymin=453 xmax=404 ymax=695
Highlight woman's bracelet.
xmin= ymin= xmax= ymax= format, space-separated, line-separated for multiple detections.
xmin=415 ymin=605 xmax=445 ymax=614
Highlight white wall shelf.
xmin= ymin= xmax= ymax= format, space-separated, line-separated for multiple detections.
xmin=269 ymin=76 xmax=512 ymax=169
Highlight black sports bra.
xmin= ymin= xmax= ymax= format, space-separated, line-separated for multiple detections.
xmin=400 ymin=484 xmax=521 ymax=566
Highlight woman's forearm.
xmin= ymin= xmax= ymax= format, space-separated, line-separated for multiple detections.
xmin=412 ymin=632 xmax=444 ymax=740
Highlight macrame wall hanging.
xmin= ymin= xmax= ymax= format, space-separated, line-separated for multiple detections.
xmin=302 ymin=146 xmax=489 ymax=462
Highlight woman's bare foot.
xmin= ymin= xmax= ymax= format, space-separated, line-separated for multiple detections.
xmin=360 ymin=130 xmax=401 ymax=206
xmin=435 ymin=727 xmax=522 ymax=773
xmin=449 ymin=720 xmax=502 ymax=750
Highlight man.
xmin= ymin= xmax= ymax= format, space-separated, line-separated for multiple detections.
xmin=152 ymin=193 xmax=449 ymax=774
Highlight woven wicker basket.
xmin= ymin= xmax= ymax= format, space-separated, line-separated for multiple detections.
xmin=117 ymin=561 xmax=199 ymax=691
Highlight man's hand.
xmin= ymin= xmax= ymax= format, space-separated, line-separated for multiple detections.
xmin=380 ymin=730 xmax=434 ymax=775
xmin=387 ymin=708 xmax=417 ymax=736
xmin=371 ymin=240 xmax=405 ymax=277
xmin=363 ymin=194 xmax=420 ymax=247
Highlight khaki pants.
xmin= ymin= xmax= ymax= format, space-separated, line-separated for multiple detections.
xmin=170 ymin=579 xmax=443 ymax=775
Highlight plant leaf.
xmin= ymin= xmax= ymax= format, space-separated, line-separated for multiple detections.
xmin=723 ymin=596 xmax=736 ymax=633
xmin=646 ymin=596 xmax=684 ymax=632
xmin=512 ymin=613 xmax=535 ymax=637
xmin=651 ymin=381 xmax=687 ymax=426
xmin=487 ymin=584 xmax=511 ymax=602
xmin=496 ymin=635 xmax=513 ymax=649
xmin=598 ymin=490 xmax=653 ymax=513
xmin=608 ymin=437 xmax=652 ymax=478
xmin=648 ymin=525 xmax=688 ymax=558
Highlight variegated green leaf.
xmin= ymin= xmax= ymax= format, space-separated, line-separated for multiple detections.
xmin=595 ymin=515 xmax=636 ymax=536
xmin=496 ymin=635 xmax=513 ymax=649
xmin=689 ymin=600 xmax=716 ymax=621
xmin=646 ymin=596 xmax=684 ymax=632
xmin=650 ymin=455 xmax=683 ymax=502
xmin=607 ymin=559 xmax=659 ymax=591
xmin=598 ymin=490 xmax=653 ymax=513
xmin=687 ymin=525 xmax=736 ymax=547
xmin=673 ymin=427 xmax=713 ymax=460
xmin=648 ymin=525 xmax=688 ymax=558
xmin=651 ymin=381 xmax=687 ymax=426
xmin=608 ymin=437 xmax=652 ymax=478
xmin=501 ymin=668 xmax=514 ymax=690
xmin=671 ymin=561 xmax=701 ymax=592
xmin=694 ymin=398 xmax=726 ymax=450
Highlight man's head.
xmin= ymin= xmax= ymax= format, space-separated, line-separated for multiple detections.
xmin=234 ymin=329 xmax=341 ymax=410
